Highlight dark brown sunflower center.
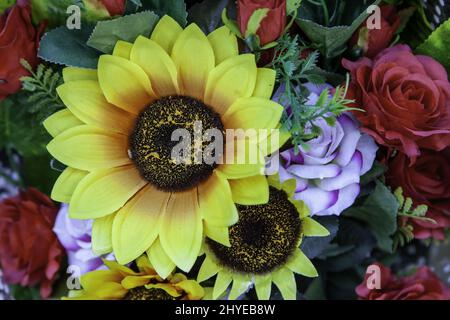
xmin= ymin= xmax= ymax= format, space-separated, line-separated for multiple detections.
xmin=206 ymin=187 xmax=302 ymax=274
xmin=124 ymin=287 xmax=175 ymax=300
xmin=129 ymin=95 xmax=224 ymax=192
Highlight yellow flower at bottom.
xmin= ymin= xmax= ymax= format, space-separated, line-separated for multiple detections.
xmin=65 ymin=256 xmax=204 ymax=300
xmin=197 ymin=176 xmax=330 ymax=300
xmin=44 ymin=15 xmax=284 ymax=276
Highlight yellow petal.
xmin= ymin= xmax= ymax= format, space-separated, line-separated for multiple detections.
xmin=253 ymin=68 xmax=276 ymax=99
xmin=98 ymin=55 xmax=155 ymax=114
xmin=159 ymin=189 xmax=202 ymax=272
xmin=176 ymin=280 xmax=205 ymax=300
xmin=272 ymin=268 xmax=296 ymax=300
xmin=47 ymin=125 xmax=130 ymax=171
xmin=218 ymin=163 xmax=265 ymax=180
xmin=62 ymin=67 xmax=98 ymax=83
xmin=145 ymin=283 xmax=181 ymax=298
xmin=197 ymin=256 xmax=221 ymax=282
xmin=302 ymin=217 xmax=330 ymax=237
xmin=113 ymin=40 xmax=132 ymax=59
xmin=171 ymin=23 xmax=215 ymax=99
xmin=121 ymin=275 xmax=152 ymax=289
xmin=228 ymin=175 xmax=269 ymax=205
xmin=286 ymin=248 xmax=318 ymax=277
xmin=151 ymin=15 xmax=183 ymax=54
xmin=80 ymin=269 xmax=123 ymax=292
xmin=198 ymin=171 xmax=238 ymax=227
xmin=92 ymin=213 xmax=115 ymax=255
xmin=204 ymin=54 xmax=257 ymax=115
xmin=103 ymin=259 xmax=138 ymax=276
xmin=130 ymin=36 xmax=179 ymax=96
xmin=57 ymin=80 xmax=134 ymax=134
xmin=204 ymin=222 xmax=230 ymax=246
xmin=43 ymin=109 xmax=83 ymax=138
xmin=228 ymin=274 xmax=251 ymax=300
xmin=112 ymin=185 xmax=169 ymax=265
xmin=69 ymin=165 xmax=146 ymax=219
xmin=213 ymin=271 xmax=232 ymax=300
xmin=51 ymin=167 xmax=88 ymax=203
xmin=255 ymin=274 xmax=272 ymax=300
xmin=136 ymin=255 xmax=156 ymax=274
xmin=207 ymin=26 xmax=238 ymax=65
xmin=222 ymin=97 xmax=283 ymax=130
xmin=93 ymin=282 xmax=128 ymax=299
xmin=147 ymin=238 xmax=176 ymax=279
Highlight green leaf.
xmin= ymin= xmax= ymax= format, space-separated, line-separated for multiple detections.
xmin=300 ymin=216 xmax=339 ymax=259
xmin=0 ymin=0 xmax=15 ymax=15
xmin=188 ymin=0 xmax=230 ymax=33
xmin=360 ymin=161 xmax=385 ymax=185
xmin=221 ymin=8 xmax=242 ymax=38
xmin=295 ymin=0 xmax=381 ymax=59
xmin=139 ymin=0 xmax=187 ymax=26
xmin=9 ymin=285 xmax=41 ymax=300
xmin=245 ymin=8 xmax=269 ymax=38
xmin=87 ymin=11 xmax=159 ymax=53
xmin=343 ymin=181 xmax=399 ymax=253
xmin=287 ymin=0 xmax=302 ymax=15
xmin=38 ymin=26 xmax=101 ymax=69
xmin=416 ymin=18 xmax=450 ymax=71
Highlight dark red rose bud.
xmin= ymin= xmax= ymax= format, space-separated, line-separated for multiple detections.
xmin=237 ymin=0 xmax=287 ymax=46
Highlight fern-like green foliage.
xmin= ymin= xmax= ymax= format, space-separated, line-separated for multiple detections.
xmin=392 ymin=187 xmax=435 ymax=250
xmin=269 ymin=34 xmax=360 ymax=152
xmin=20 ymin=60 xmax=64 ymax=121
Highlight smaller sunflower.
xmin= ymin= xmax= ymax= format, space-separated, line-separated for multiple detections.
xmin=65 ymin=256 xmax=203 ymax=300
xmin=197 ymin=176 xmax=330 ymax=300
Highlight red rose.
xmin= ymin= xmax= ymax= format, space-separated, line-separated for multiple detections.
xmin=386 ymin=149 xmax=450 ymax=240
xmin=356 ymin=263 xmax=450 ymax=300
xmin=351 ymin=5 xmax=401 ymax=58
xmin=343 ymin=45 xmax=450 ymax=163
xmin=0 ymin=1 xmax=44 ymax=101
xmin=237 ymin=0 xmax=286 ymax=45
xmin=0 ymin=188 xmax=64 ymax=298
xmin=99 ymin=0 xmax=126 ymax=16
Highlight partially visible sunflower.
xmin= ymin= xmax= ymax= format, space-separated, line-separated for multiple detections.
xmin=44 ymin=15 xmax=284 ymax=276
xmin=65 ymin=256 xmax=204 ymax=300
xmin=197 ymin=176 xmax=330 ymax=300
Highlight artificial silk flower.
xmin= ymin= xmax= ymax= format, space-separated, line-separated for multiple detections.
xmin=65 ymin=256 xmax=204 ymax=300
xmin=44 ymin=15 xmax=283 ymax=276
xmin=196 ymin=177 xmax=329 ymax=300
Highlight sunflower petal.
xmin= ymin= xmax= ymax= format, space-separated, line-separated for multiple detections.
xmin=253 ymin=68 xmax=276 ymax=99
xmin=228 ymin=175 xmax=269 ymax=205
xmin=147 ymin=238 xmax=176 ymax=279
xmin=228 ymin=274 xmax=251 ymax=300
xmin=98 ymin=55 xmax=155 ymax=114
xmin=204 ymin=54 xmax=257 ymax=115
xmin=47 ymin=125 xmax=130 ymax=171
xmin=51 ymin=167 xmax=88 ymax=203
xmin=130 ymin=36 xmax=179 ymax=96
xmin=175 ymin=280 xmax=205 ymax=300
xmin=69 ymin=165 xmax=146 ymax=219
xmin=62 ymin=67 xmax=98 ymax=83
xmin=80 ymin=269 xmax=123 ymax=292
xmin=255 ymin=274 xmax=272 ymax=300
xmin=207 ymin=26 xmax=238 ymax=65
xmin=198 ymin=171 xmax=238 ymax=227
xmin=112 ymin=185 xmax=169 ymax=265
xmin=222 ymin=97 xmax=283 ymax=130
xmin=204 ymin=222 xmax=230 ymax=246
xmin=286 ymin=248 xmax=318 ymax=277
xmin=171 ymin=23 xmax=215 ymax=99
xmin=272 ymin=268 xmax=296 ymax=300
xmin=121 ymin=275 xmax=152 ymax=289
xmin=159 ymin=190 xmax=202 ymax=272
xmin=43 ymin=109 xmax=83 ymax=138
xmin=302 ymin=217 xmax=330 ymax=237
xmin=197 ymin=256 xmax=221 ymax=282
xmin=113 ymin=40 xmax=132 ymax=59
xmin=213 ymin=271 xmax=232 ymax=300
xmin=92 ymin=213 xmax=115 ymax=255
xmin=151 ymin=15 xmax=183 ymax=54
xmin=57 ymin=80 xmax=134 ymax=134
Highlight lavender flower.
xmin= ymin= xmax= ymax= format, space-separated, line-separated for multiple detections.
xmin=276 ymin=83 xmax=378 ymax=216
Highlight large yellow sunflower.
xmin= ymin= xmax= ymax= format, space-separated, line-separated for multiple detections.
xmin=197 ymin=176 xmax=330 ymax=300
xmin=43 ymin=15 xmax=283 ymax=277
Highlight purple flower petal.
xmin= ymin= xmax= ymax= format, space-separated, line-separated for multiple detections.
xmin=287 ymin=164 xmax=341 ymax=179
xmin=334 ymin=114 xmax=361 ymax=167
xmin=315 ymin=183 xmax=361 ymax=216
xmin=356 ymin=134 xmax=378 ymax=175
xmin=294 ymin=187 xmax=339 ymax=214
xmin=279 ymin=166 xmax=308 ymax=191
xmin=316 ymin=151 xmax=363 ymax=191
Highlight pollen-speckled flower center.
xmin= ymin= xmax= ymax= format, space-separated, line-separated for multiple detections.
xmin=207 ymin=187 xmax=302 ymax=274
xmin=129 ymin=95 xmax=224 ymax=192
xmin=124 ymin=287 xmax=175 ymax=300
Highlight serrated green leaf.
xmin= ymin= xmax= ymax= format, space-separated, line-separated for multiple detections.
xmin=287 ymin=0 xmax=302 ymax=15
xmin=416 ymin=17 xmax=450 ymax=71
xmin=38 ymin=26 xmax=101 ymax=68
xmin=86 ymin=11 xmax=159 ymax=53
xmin=413 ymin=204 xmax=428 ymax=217
xmin=403 ymin=197 xmax=413 ymax=213
xmin=245 ymin=8 xmax=269 ymax=38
